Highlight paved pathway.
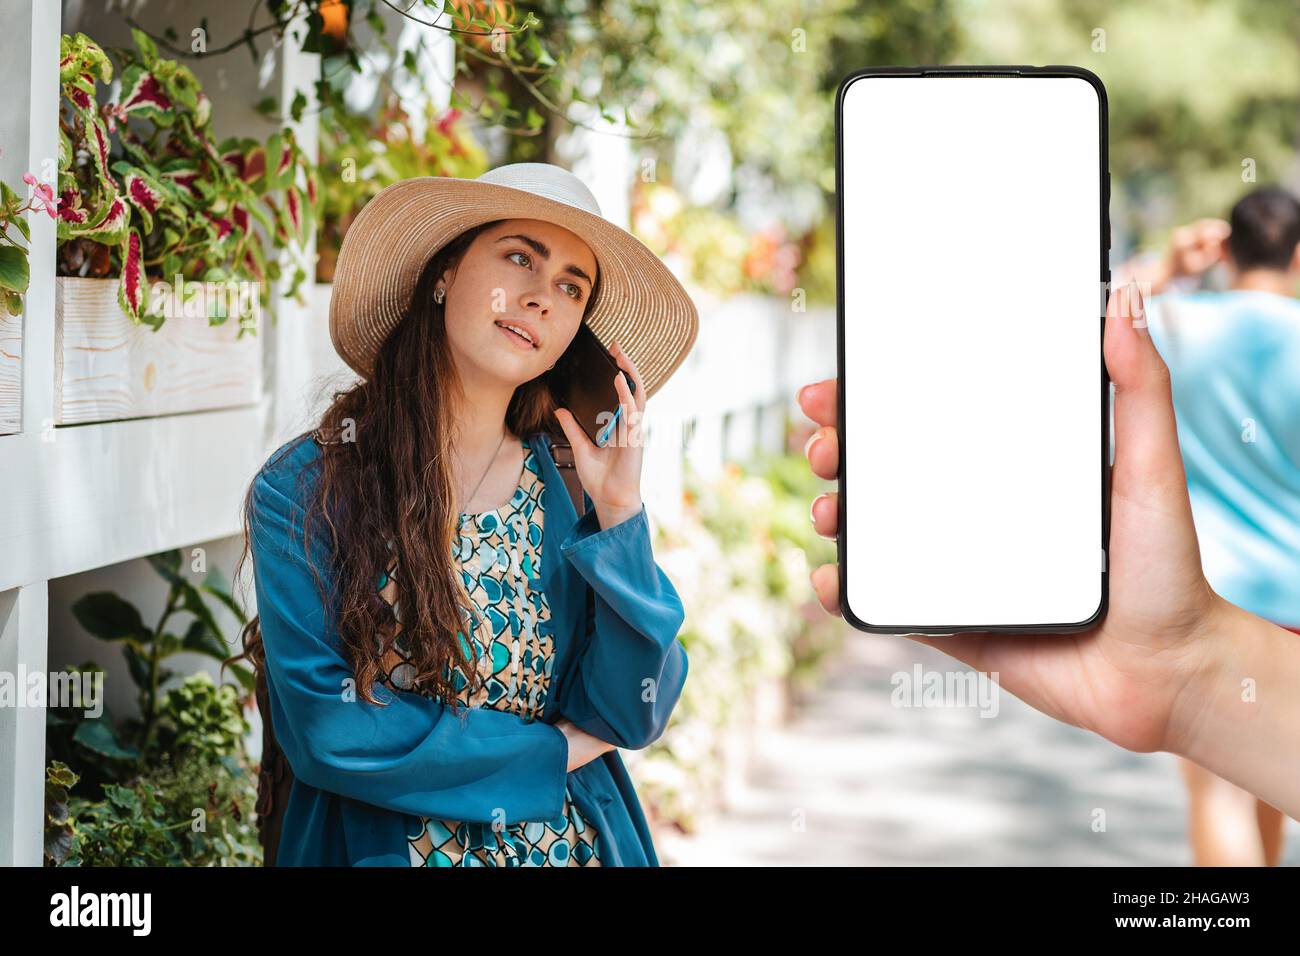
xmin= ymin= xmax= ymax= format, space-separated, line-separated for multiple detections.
xmin=659 ymin=629 xmax=1300 ymax=866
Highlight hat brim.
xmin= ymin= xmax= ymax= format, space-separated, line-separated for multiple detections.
xmin=328 ymin=176 xmax=699 ymax=401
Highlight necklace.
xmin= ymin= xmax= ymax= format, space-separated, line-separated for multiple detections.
xmin=460 ymin=429 xmax=510 ymax=514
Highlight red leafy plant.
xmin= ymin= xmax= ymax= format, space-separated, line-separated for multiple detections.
xmin=56 ymin=29 xmax=319 ymax=331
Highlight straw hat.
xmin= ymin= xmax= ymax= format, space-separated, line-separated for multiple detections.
xmin=328 ymin=162 xmax=699 ymax=400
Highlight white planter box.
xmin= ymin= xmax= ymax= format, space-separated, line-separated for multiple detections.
xmin=0 ymin=307 xmax=19 ymax=435
xmin=55 ymin=276 xmax=263 ymax=425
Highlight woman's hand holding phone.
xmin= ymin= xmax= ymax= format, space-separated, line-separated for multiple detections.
xmin=554 ymin=338 xmax=647 ymax=531
xmin=800 ymin=282 xmax=1300 ymax=819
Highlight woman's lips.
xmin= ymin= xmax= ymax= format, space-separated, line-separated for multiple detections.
xmin=497 ymin=323 xmax=535 ymax=350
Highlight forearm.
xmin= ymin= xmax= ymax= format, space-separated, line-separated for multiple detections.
xmin=1168 ymin=597 xmax=1300 ymax=819
xmin=594 ymin=502 xmax=643 ymax=532
xmin=558 ymin=717 xmax=617 ymax=771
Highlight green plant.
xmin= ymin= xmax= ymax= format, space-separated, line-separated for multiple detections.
xmin=630 ymin=178 xmax=835 ymax=302
xmin=158 ymin=673 xmax=250 ymax=762
xmin=56 ymin=28 xmax=318 ymax=328
xmin=59 ymin=771 xmax=185 ymax=866
xmin=66 ymin=550 xmax=254 ymax=762
xmin=45 ymin=587 xmax=260 ymax=867
xmin=635 ymin=452 xmax=843 ymax=832
xmin=45 ymin=728 xmax=261 ymax=867
xmin=44 ymin=663 xmax=141 ymax=800
xmin=749 ymin=450 xmax=843 ymax=687
xmin=126 ymin=2 xmax=551 ymax=143
xmin=44 ymin=760 xmax=79 ymax=865
xmin=314 ymin=90 xmax=488 ymax=281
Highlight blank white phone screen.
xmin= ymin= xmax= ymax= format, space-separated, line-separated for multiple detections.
xmin=841 ymin=75 xmax=1104 ymax=629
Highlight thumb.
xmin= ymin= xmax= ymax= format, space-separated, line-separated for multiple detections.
xmin=1103 ymin=279 xmax=1188 ymax=501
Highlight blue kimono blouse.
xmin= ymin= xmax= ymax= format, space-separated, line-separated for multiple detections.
xmin=247 ymin=429 xmax=689 ymax=866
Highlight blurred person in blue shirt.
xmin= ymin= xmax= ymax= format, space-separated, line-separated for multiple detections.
xmin=1125 ymin=185 xmax=1300 ymax=866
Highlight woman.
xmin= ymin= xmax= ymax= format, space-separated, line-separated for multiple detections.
xmin=232 ymin=163 xmax=698 ymax=866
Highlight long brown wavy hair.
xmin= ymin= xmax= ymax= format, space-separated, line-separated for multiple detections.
xmin=227 ymin=219 xmax=603 ymax=713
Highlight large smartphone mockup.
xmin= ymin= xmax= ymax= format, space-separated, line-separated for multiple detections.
xmin=836 ymin=66 xmax=1111 ymax=634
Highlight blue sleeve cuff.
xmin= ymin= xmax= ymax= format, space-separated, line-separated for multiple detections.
xmin=559 ymin=502 xmax=649 ymax=557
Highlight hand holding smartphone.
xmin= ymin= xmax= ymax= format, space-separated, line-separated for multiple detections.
xmin=802 ymin=284 xmax=1300 ymax=822
xmin=835 ymin=65 xmax=1111 ymax=634
xmin=547 ymin=322 xmax=638 ymax=448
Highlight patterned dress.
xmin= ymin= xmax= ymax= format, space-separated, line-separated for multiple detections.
xmin=374 ymin=435 xmax=603 ymax=867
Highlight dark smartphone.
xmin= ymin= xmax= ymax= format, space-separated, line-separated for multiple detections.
xmin=836 ymin=65 xmax=1111 ymax=635
xmin=546 ymin=322 xmax=637 ymax=448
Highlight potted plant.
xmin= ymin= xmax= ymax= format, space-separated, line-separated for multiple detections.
xmin=43 ymin=549 xmax=260 ymax=866
xmin=54 ymin=29 xmax=319 ymax=424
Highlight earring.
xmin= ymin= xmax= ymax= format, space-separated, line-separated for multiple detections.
xmin=434 ymin=287 xmax=445 ymax=304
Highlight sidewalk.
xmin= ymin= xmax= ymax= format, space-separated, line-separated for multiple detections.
xmin=658 ymin=630 xmax=1300 ymax=866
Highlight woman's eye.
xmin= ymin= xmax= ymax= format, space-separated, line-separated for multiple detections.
xmin=510 ymin=251 xmax=582 ymax=300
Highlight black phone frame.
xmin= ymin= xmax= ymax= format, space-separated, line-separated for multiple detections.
xmin=545 ymin=321 xmax=638 ymax=449
xmin=834 ymin=64 xmax=1112 ymax=636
